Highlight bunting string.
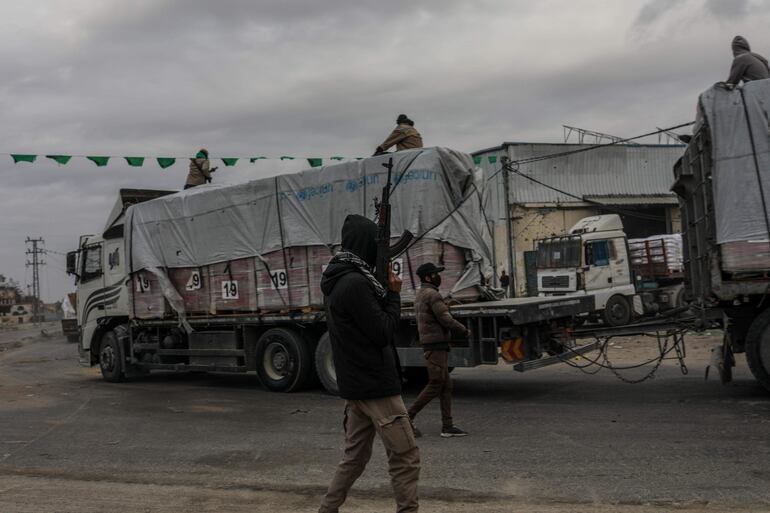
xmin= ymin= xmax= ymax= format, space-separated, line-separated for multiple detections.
xmin=1 ymin=151 xmax=392 ymax=170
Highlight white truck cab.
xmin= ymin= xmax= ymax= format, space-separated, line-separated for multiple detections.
xmin=536 ymin=214 xmax=637 ymax=325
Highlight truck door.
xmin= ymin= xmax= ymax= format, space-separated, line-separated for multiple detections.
xmin=583 ymin=239 xmax=613 ymax=292
xmin=608 ymin=237 xmax=632 ymax=287
xmin=76 ymin=242 xmax=105 ymax=350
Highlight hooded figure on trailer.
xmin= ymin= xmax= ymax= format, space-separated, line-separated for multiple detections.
xmin=726 ymin=35 xmax=770 ymax=86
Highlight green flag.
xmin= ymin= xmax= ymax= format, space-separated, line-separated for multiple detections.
xmin=156 ymin=157 xmax=176 ymax=169
xmin=124 ymin=157 xmax=145 ymax=167
xmin=330 ymin=156 xmax=344 ymax=161
xmin=473 ymin=156 xmax=481 ymax=165
xmin=249 ymin=156 xmax=267 ymax=163
xmin=87 ymin=156 xmax=110 ymax=167
xmin=46 ymin=155 xmax=72 ymax=165
xmin=221 ymin=158 xmax=239 ymax=167
xmin=488 ymin=156 xmax=498 ymax=164
xmin=11 ymin=154 xmax=36 ymax=164
xmin=280 ymin=156 xmax=294 ymax=160
xmin=307 ymin=158 xmax=322 ymax=168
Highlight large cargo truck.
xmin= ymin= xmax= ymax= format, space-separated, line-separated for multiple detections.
xmin=534 ymin=214 xmax=684 ymax=326
xmin=67 ymin=148 xmax=600 ymax=393
xmin=672 ymin=80 xmax=770 ymax=391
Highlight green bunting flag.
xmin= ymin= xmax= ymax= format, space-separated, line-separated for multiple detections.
xmin=221 ymin=158 xmax=239 ymax=167
xmin=87 ymin=156 xmax=110 ymax=167
xmin=487 ymin=156 xmax=498 ymax=164
xmin=46 ymin=155 xmax=72 ymax=165
xmin=156 ymin=157 xmax=176 ymax=169
xmin=307 ymin=158 xmax=323 ymax=168
xmin=11 ymin=154 xmax=36 ymax=164
xmin=124 ymin=157 xmax=145 ymax=167
xmin=330 ymin=156 xmax=344 ymax=161
xmin=473 ymin=156 xmax=481 ymax=165
xmin=249 ymin=156 xmax=266 ymax=163
xmin=280 ymin=156 xmax=294 ymax=160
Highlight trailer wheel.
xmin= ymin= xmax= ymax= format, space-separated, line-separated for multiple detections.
xmin=745 ymin=311 xmax=770 ymax=393
xmin=255 ymin=328 xmax=312 ymax=392
xmin=403 ymin=367 xmax=429 ymax=388
xmin=603 ymin=295 xmax=631 ymax=327
xmin=314 ymin=332 xmax=339 ymax=395
xmin=99 ymin=330 xmax=125 ymax=383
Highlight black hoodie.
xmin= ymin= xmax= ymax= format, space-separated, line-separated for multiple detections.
xmin=321 ymin=215 xmax=402 ymax=400
xmin=727 ymin=36 xmax=770 ymax=85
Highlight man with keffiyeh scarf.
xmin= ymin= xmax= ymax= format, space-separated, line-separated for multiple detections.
xmin=318 ymin=214 xmax=420 ymax=513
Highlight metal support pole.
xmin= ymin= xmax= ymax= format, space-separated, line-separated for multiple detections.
xmin=501 ymin=157 xmax=516 ymax=297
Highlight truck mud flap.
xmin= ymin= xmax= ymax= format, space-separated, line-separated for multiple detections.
xmin=513 ymin=340 xmax=600 ymax=372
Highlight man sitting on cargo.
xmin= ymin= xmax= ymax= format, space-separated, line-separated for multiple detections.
xmin=408 ymin=262 xmax=470 ymax=438
xmin=318 ymin=214 xmax=420 ymax=513
xmin=373 ymin=114 xmax=423 ymax=156
xmin=725 ymin=35 xmax=770 ymax=88
xmin=184 ymin=148 xmax=218 ymax=189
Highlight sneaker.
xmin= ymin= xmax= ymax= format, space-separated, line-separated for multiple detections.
xmin=441 ymin=426 xmax=468 ymax=438
xmin=410 ymin=419 xmax=422 ymax=438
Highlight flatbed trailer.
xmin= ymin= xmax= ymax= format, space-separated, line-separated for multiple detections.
xmin=116 ymin=293 xmax=599 ymax=394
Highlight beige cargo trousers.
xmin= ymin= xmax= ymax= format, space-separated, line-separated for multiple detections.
xmin=319 ymin=394 xmax=420 ymax=513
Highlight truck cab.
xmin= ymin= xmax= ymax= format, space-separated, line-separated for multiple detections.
xmin=535 ymin=214 xmax=636 ymax=325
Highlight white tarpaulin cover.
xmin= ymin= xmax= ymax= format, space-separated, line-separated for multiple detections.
xmin=697 ymin=79 xmax=770 ymax=244
xmin=125 ymin=147 xmax=494 ymax=314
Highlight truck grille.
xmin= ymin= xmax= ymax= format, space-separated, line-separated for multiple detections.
xmin=541 ymin=275 xmax=570 ymax=288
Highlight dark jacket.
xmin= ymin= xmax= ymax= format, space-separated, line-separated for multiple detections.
xmin=321 ymin=215 xmax=402 ymax=400
xmin=415 ymin=283 xmax=467 ymax=350
xmin=727 ymin=36 xmax=770 ymax=85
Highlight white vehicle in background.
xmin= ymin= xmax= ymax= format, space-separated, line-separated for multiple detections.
xmin=535 ymin=214 xmax=684 ymax=326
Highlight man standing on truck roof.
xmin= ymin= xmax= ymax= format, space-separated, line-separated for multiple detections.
xmin=318 ymin=214 xmax=420 ymax=513
xmin=373 ymin=114 xmax=423 ymax=156
xmin=499 ymin=269 xmax=510 ymax=298
xmin=407 ymin=263 xmax=470 ymax=439
xmin=184 ymin=148 xmax=218 ymax=189
xmin=725 ymin=35 xmax=770 ymax=87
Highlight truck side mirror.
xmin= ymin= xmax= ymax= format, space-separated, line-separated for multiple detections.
xmin=66 ymin=251 xmax=79 ymax=277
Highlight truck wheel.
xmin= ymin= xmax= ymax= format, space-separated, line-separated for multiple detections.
xmin=255 ymin=328 xmax=312 ymax=392
xmin=66 ymin=335 xmax=79 ymax=344
xmin=99 ymin=331 xmax=125 ymax=383
xmin=403 ymin=367 xmax=429 ymax=388
xmin=603 ymin=295 xmax=631 ymax=327
xmin=745 ymin=311 xmax=770 ymax=393
xmin=314 ymin=332 xmax=339 ymax=395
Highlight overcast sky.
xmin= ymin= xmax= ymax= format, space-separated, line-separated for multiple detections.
xmin=1 ymin=0 xmax=768 ymax=301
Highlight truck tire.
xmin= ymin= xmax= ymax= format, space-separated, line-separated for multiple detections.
xmin=745 ymin=310 xmax=770 ymax=393
xmin=314 ymin=332 xmax=339 ymax=395
xmin=255 ymin=328 xmax=312 ymax=392
xmin=99 ymin=330 xmax=125 ymax=383
xmin=403 ymin=366 xmax=429 ymax=388
xmin=603 ymin=295 xmax=632 ymax=327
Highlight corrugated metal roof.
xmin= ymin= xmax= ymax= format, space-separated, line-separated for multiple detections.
xmin=476 ymin=142 xmax=685 ymax=205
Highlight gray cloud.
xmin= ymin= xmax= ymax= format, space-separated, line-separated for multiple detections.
xmin=2 ymin=1 xmax=770 ymax=301
xmin=704 ymin=0 xmax=749 ymax=19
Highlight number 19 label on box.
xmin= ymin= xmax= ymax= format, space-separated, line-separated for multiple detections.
xmin=222 ymin=280 xmax=239 ymax=300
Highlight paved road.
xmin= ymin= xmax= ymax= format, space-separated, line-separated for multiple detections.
xmin=0 ymin=328 xmax=768 ymax=513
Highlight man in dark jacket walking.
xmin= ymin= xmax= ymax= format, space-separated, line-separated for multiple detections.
xmin=407 ymin=263 xmax=470 ymax=438
xmin=318 ymin=214 xmax=420 ymax=513
xmin=726 ymin=35 xmax=770 ymax=86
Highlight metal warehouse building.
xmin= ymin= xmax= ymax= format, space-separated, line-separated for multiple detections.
xmin=473 ymin=141 xmax=686 ymax=297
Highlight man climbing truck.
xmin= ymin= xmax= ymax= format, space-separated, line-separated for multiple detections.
xmin=66 ymin=148 xmax=602 ymax=393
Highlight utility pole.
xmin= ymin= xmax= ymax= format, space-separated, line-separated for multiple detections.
xmin=25 ymin=237 xmax=45 ymax=324
xmin=500 ymin=157 xmax=516 ymax=297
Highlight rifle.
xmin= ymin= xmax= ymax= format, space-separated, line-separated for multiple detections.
xmin=374 ymin=157 xmax=414 ymax=289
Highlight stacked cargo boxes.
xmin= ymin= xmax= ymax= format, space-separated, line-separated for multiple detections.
xmin=130 ymin=239 xmax=476 ymax=319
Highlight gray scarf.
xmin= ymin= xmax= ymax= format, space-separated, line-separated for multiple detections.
xmin=331 ymin=251 xmax=387 ymax=298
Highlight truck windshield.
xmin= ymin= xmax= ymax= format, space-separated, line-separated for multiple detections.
xmin=537 ymin=238 xmax=581 ymax=268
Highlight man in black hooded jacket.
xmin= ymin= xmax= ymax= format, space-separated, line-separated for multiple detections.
xmin=318 ymin=214 xmax=420 ymax=513
xmin=726 ymin=35 xmax=770 ymax=86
